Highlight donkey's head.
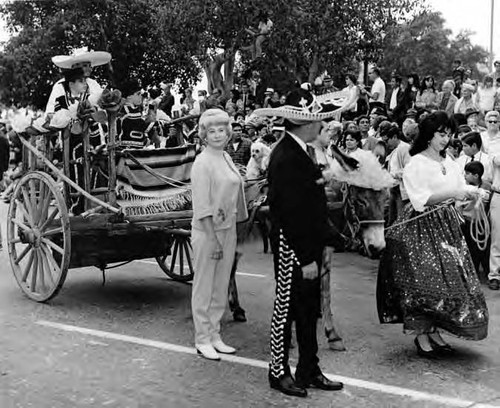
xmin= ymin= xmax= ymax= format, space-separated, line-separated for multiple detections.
xmin=348 ymin=185 xmax=388 ymax=258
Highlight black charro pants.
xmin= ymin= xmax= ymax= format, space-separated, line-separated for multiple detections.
xmin=269 ymin=230 xmax=320 ymax=382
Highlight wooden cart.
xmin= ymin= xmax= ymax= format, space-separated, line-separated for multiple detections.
xmin=7 ymin=111 xmax=196 ymax=302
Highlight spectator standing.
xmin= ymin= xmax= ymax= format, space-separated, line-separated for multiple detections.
xmin=435 ymin=80 xmax=458 ymax=117
xmin=476 ymin=75 xmax=496 ymax=114
xmin=334 ymin=74 xmax=359 ymax=121
xmin=403 ymin=73 xmax=420 ymax=110
xmin=480 ymin=110 xmax=500 ymax=153
xmin=364 ymin=67 xmax=386 ymax=111
xmin=388 ymin=74 xmax=407 ymax=124
xmin=452 ymin=59 xmax=466 ymax=98
xmin=457 ymin=131 xmax=492 ymax=188
xmin=159 ymin=83 xmax=175 ymax=117
xmin=225 ymin=122 xmax=252 ymax=168
xmin=415 ymin=75 xmax=438 ymax=111
xmin=490 ymin=60 xmax=500 ymax=82
xmin=488 ymin=117 xmax=500 ymax=290
xmin=454 ymin=84 xmax=480 ymax=115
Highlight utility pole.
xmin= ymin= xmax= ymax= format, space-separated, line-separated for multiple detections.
xmin=490 ymin=0 xmax=495 ymax=69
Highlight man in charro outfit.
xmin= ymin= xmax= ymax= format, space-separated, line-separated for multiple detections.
xmin=254 ymin=89 xmax=357 ymax=398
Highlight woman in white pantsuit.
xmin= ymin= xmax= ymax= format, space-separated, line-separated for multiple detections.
xmin=191 ymin=109 xmax=248 ymax=360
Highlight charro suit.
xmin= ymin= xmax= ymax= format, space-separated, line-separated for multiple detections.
xmin=267 ymin=132 xmax=334 ymax=383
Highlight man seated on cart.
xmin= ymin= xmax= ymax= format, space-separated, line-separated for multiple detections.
xmin=117 ymin=78 xmax=158 ymax=150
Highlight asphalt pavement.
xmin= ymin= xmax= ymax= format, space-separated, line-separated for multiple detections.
xmin=1 ymin=201 xmax=500 ymax=408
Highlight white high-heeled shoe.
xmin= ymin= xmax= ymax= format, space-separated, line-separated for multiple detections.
xmin=212 ymin=340 xmax=236 ymax=354
xmin=196 ymin=344 xmax=220 ymax=361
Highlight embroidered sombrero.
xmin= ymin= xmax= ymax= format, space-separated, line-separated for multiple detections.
xmin=52 ymin=50 xmax=111 ymax=69
xmin=253 ymin=88 xmax=340 ymax=123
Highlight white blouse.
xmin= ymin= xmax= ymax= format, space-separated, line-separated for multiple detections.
xmin=403 ymin=154 xmax=465 ymax=212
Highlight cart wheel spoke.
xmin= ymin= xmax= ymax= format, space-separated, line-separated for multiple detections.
xmin=20 ymin=186 xmax=35 ymax=226
xmin=179 ymin=238 xmax=184 ymax=277
xmin=37 ymin=249 xmax=46 ymax=294
xmin=40 ymin=243 xmax=61 ymax=280
xmin=30 ymin=249 xmax=39 ymax=293
xmin=21 ymin=250 xmax=35 ymax=283
xmin=41 ymin=238 xmax=64 ymax=255
xmin=39 ymin=246 xmax=55 ymax=287
xmin=183 ymin=240 xmax=194 ymax=276
xmin=170 ymin=239 xmax=179 ymax=273
xmin=11 ymin=217 xmax=32 ymax=233
xmin=15 ymin=244 xmax=33 ymax=265
xmin=39 ymin=206 xmax=60 ymax=233
xmin=42 ymin=227 xmax=63 ymax=238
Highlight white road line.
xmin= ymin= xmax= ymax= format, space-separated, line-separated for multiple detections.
xmin=36 ymin=320 xmax=499 ymax=408
xmin=135 ymin=259 xmax=267 ymax=278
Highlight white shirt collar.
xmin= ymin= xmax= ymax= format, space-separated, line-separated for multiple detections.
xmin=287 ymin=131 xmax=308 ymax=153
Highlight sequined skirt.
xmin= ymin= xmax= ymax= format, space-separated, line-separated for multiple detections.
xmin=377 ymin=203 xmax=488 ymax=340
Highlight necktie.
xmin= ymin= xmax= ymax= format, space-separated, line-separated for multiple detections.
xmin=471 ymin=155 xmax=475 ymax=162
xmin=307 ymin=145 xmax=318 ymax=165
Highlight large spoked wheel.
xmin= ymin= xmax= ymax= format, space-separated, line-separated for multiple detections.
xmin=7 ymin=171 xmax=71 ymax=302
xmin=156 ymin=230 xmax=194 ymax=282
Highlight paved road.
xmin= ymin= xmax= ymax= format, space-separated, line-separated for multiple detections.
xmin=1 ymin=202 xmax=500 ymax=408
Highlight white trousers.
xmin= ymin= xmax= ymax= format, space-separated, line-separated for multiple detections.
xmin=489 ymin=193 xmax=500 ymax=280
xmin=191 ymin=224 xmax=237 ymax=345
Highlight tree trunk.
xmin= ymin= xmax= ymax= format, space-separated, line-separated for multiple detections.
xmin=308 ymin=53 xmax=319 ymax=83
xmin=203 ymin=49 xmax=234 ymax=96
xmin=223 ymin=55 xmax=235 ymax=97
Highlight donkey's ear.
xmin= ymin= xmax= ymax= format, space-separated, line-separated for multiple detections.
xmin=330 ymin=145 xmax=359 ymax=171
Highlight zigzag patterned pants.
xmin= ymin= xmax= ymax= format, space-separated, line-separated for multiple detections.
xmin=269 ymin=230 xmax=320 ymax=382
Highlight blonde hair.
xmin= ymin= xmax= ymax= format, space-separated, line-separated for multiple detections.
xmin=485 ymin=110 xmax=500 ymax=121
xmin=198 ymin=109 xmax=231 ymax=140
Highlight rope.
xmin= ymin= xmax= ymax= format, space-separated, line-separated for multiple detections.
xmin=122 ymin=151 xmax=190 ymax=189
xmin=385 ymin=203 xmax=450 ymax=232
xmin=470 ymin=198 xmax=491 ymax=251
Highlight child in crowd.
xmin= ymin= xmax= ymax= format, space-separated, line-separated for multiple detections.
xmin=458 ymin=161 xmax=491 ymax=280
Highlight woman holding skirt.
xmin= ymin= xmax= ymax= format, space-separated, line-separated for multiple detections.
xmin=377 ymin=111 xmax=488 ymax=358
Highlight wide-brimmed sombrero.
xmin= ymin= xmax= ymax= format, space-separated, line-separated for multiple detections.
xmin=52 ymin=50 xmax=111 ymax=69
xmin=253 ymin=89 xmax=339 ymax=123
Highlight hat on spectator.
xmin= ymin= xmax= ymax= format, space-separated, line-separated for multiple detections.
xmin=494 ymin=60 xmax=500 ymax=67
xmin=264 ymin=88 xmax=274 ymax=94
xmin=272 ymin=125 xmax=285 ymax=132
xmin=465 ymin=108 xmax=480 ymax=119
xmin=457 ymin=124 xmax=472 ymax=134
xmin=485 ymin=110 xmax=500 ymax=120
xmin=253 ymin=88 xmax=339 ymax=124
xmin=323 ymin=75 xmax=332 ymax=82
xmin=370 ymin=107 xmax=385 ymax=116
xmin=231 ymin=122 xmax=243 ymax=130
xmin=461 ymin=83 xmax=475 ymax=92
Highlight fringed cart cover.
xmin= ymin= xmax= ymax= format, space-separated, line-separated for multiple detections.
xmin=116 ymin=145 xmax=198 ymax=216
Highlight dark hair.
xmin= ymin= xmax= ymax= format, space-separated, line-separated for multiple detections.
xmin=342 ymin=129 xmax=362 ymax=149
xmin=346 ymin=73 xmax=357 ymax=84
xmin=392 ymin=75 xmax=402 ymax=85
xmin=407 ymin=73 xmax=420 ymax=88
xmin=464 ymin=161 xmax=484 ymax=178
xmin=448 ymin=138 xmax=462 ymax=156
xmin=356 ymin=115 xmax=369 ymax=124
xmin=234 ymin=112 xmax=245 ymax=122
xmin=230 ymin=89 xmax=240 ymax=102
xmin=420 ymin=75 xmax=436 ymax=93
xmin=410 ymin=111 xmax=455 ymax=157
xmin=370 ymin=67 xmax=381 ymax=76
xmin=461 ymin=131 xmax=482 ymax=149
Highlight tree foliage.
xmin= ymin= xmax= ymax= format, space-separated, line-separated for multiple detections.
xmin=0 ymin=0 xmax=433 ymax=108
xmin=378 ymin=11 xmax=489 ymax=83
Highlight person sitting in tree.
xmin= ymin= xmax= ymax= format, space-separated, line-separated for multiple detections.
xmin=242 ymin=12 xmax=273 ymax=60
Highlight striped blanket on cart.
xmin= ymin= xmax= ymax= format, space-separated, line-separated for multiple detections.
xmin=116 ymin=144 xmax=199 ymax=216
